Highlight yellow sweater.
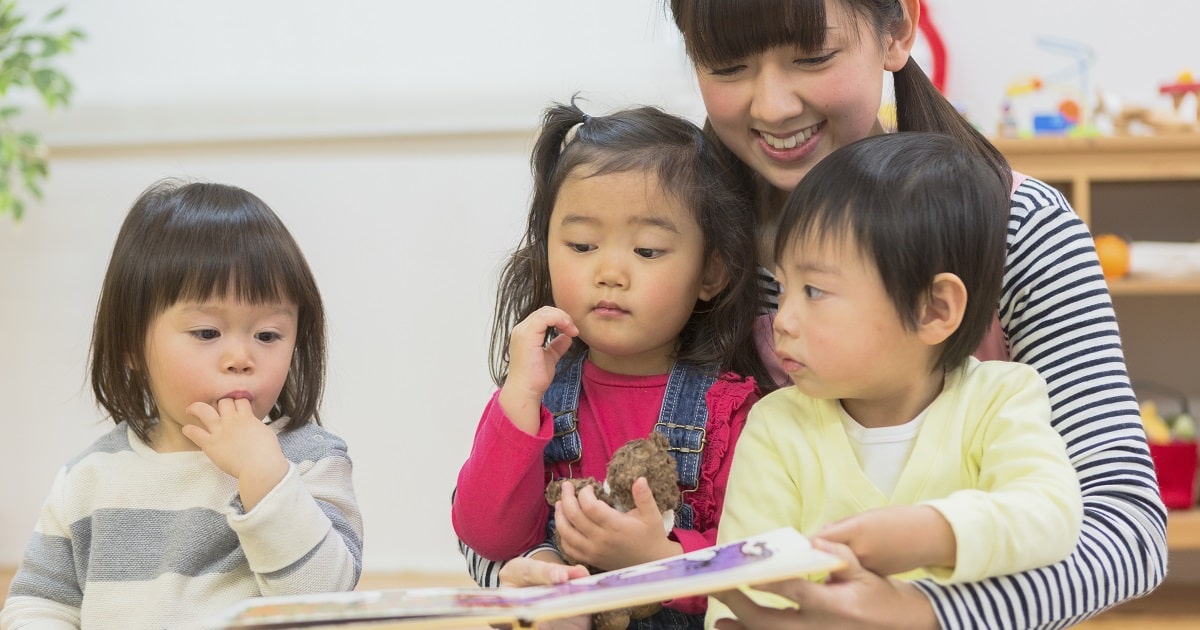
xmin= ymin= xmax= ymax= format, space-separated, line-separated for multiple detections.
xmin=708 ymin=358 xmax=1082 ymax=626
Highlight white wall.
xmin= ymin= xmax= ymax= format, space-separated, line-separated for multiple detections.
xmin=1 ymin=0 xmax=1197 ymax=574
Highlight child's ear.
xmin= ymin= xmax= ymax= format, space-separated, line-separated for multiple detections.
xmin=917 ymin=272 xmax=966 ymax=346
xmin=884 ymin=0 xmax=920 ymax=72
xmin=698 ymin=254 xmax=729 ymax=301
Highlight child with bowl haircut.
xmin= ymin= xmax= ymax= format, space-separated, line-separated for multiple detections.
xmin=2 ymin=180 xmax=362 ymax=630
xmin=710 ymin=132 xmax=1082 ymax=626
xmin=454 ymin=100 xmax=773 ymax=627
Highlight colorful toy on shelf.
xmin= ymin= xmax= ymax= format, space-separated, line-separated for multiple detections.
xmin=1094 ymin=234 xmax=1131 ymax=281
xmin=1096 ymin=71 xmax=1200 ymax=136
xmin=1159 ymin=70 xmax=1200 ymax=124
xmin=998 ymin=36 xmax=1098 ymax=137
xmin=1138 ymin=383 xmax=1199 ymax=510
xmin=1036 ymin=36 xmax=1095 ymax=130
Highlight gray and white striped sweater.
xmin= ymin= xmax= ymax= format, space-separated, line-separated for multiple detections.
xmin=2 ymin=420 xmax=363 ymax=630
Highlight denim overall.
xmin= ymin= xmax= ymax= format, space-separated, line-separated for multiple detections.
xmin=543 ymin=353 xmax=715 ymax=630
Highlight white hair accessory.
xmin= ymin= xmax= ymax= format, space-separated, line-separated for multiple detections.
xmin=561 ymin=118 xmax=588 ymax=151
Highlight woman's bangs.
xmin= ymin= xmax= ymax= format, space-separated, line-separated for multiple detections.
xmin=676 ymin=0 xmax=829 ymax=68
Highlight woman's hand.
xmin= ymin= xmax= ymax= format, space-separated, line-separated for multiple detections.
xmin=496 ymin=553 xmax=591 ymax=630
xmin=553 ymin=478 xmax=682 ymax=571
xmin=498 ymin=552 xmax=589 ymax=587
xmin=498 ymin=306 xmax=578 ymax=434
xmin=713 ymin=539 xmax=937 ymax=630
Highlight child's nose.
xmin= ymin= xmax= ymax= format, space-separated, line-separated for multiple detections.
xmin=773 ymin=300 xmax=799 ymax=337
xmin=223 ymin=343 xmax=254 ymax=373
xmin=594 ymin=253 xmax=628 ymax=288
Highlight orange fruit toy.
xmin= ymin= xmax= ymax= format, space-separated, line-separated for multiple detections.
xmin=1094 ymin=234 xmax=1130 ymax=280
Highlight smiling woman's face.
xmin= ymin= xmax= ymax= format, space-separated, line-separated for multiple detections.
xmin=693 ymin=1 xmax=899 ymax=193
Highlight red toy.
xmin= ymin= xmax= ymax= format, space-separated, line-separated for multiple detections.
xmin=1159 ymin=71 xmax=1200 ymax=124
xmin=917 ymin=0 xmax=947 ymax=93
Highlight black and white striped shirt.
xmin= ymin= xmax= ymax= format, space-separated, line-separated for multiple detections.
xmin=909 ymin=177 xmax=1166 ymax=628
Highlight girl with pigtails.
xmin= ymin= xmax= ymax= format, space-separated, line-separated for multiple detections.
xmin=452 ymin=99 xmax=772 ymax=628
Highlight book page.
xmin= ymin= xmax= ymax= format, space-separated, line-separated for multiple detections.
xmin=202 ymin=527 xmax=843 ymax=629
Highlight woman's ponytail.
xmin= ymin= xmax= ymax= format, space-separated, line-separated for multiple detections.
xmin=893 ymin=58 xmax=1011 ymax=192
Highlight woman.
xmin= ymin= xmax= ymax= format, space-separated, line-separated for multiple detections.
xmin=668 ymin=0 xmax=1166 ymax=627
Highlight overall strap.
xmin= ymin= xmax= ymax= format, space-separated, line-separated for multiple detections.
xmin=654 ymin=362 xmax=717 ymax=531
xmin=540 ymin=356 xmax=716 ymax=531
xmin=653 ymin=362 xmax=716 ymax=489
xmin=542 ymin=353 xmax=585 ymax=467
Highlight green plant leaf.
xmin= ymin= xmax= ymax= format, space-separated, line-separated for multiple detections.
xmin=0 ymin=1 xmax=81 ymax=221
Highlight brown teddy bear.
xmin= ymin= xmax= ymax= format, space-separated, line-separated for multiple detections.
xmin=544 ymin=432 xmax=682 ymax=630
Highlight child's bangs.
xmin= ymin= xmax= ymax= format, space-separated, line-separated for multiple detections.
xmin=158 ymin=227 xmax=298 ymax=311
xmin=779 ymin=202 xmax=859 ymax=262
xmin=674 ymin=0 xmax=829 ymax=69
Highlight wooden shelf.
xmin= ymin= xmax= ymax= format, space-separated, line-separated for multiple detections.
xmin=995 ymin=136 xmax=1200 ymax=297
xmin=1168 ymin=508 xmax=1200 ymax=550
xmin=993 ymin=136 xmax=1200 ymax=183
xmin=1110 ymin=276 xmax=1200 ymax=296
xmin=993 ymin=135 xmax=1200 ymax=225
xmin=997 ymin=136 xmax=1200 ymax=557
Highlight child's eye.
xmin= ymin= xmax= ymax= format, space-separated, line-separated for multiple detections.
xmin=190 ymin=328 xmax=219 ymax=340
xmin=803 ymin=285 xmax=825 ymax=299
xmin=255 ymin=331 xmax=282 ymax=343
xmin=634 ymin=247 xmax=663 ymax=259
xmin=568 ymin=242 xmax=595 ymax=253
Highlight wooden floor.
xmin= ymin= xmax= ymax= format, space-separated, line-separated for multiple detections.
xmin=3 ymin=566 xmax=1199 ymax=627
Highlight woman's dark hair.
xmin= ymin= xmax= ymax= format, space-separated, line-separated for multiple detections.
xmin=90 ymin=179 xmax=327 ymax=443
xmin=669 ymin=0 xmax=1011 ymax=193
xmin=490 ymin=98 xmax=773 ymax=390
xmin=775 ymin=132 xmax=1008 ymax=372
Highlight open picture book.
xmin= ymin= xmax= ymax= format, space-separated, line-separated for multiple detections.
xmin=201 ymin=527 xmax=843 ymax=629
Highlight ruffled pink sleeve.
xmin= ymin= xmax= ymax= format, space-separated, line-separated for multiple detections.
xmin=663 ymin=373 xmax=759 ymax=614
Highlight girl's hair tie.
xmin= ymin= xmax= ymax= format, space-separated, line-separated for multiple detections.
xmin=561 ymin=115 xmax=591 ymax=151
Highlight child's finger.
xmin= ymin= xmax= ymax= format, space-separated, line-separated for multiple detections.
xmin=545 ymin=332 xmax=574 ymax=356
xmin=573 ymin=484 xmax=615 ymax=527
xmin=557 ymin=482 xmax=585 ymax=525
xmin=532 ymin=306 xmax=578 ymax=337
xmin=555 ymin=485 xmax=598 ymax=554
xmin=813 ymin=517 xmax=854 ymax=547
xmin=180 ymin=423 xmax=208 ymax=447
xmin=520 ymin=306 xmax=575 ymax=341
xmin=215 ymin=396 xmax=255 ymax=419
xmin=186 ymin=401 xmax=219 ymax=426
xmin=630 ymin=477 xmax=662 ymax=518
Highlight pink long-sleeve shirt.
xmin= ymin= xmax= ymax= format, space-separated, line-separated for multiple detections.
xmin=453 ymin=360 xmax=757 ymax=613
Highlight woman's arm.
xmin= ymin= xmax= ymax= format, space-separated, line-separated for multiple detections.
xmin=915 ymin=179 xmax=1167 ymax=627
xmin=456 ymin=537 xmax=586 ymax=587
